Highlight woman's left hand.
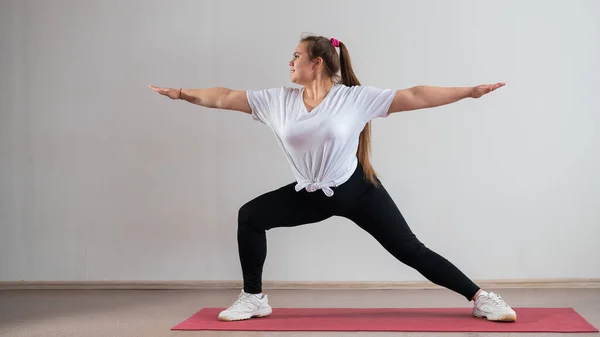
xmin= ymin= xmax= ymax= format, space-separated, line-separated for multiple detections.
xmin=471 ymin=82 xmax=505 ymax=98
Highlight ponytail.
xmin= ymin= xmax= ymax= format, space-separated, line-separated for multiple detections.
xmin=338 ymin=42 xmax=379 ymax=186
xmin=300 ymin=34 xmax=380 ymax=186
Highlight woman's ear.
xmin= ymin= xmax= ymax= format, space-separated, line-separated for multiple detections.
xmin=312 ymin=57 xmax=324 ymax=69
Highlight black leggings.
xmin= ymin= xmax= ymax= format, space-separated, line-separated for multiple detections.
xmin=237 ymin=163 xmax=481 ymax=301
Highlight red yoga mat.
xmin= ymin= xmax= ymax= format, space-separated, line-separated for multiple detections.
xmin=172 ymin=307 xmax=598 ymax=333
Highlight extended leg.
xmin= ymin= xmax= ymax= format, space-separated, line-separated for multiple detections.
xmin=342 ymin=184 xmax=480 ymax=300
xmin=340 ymin=182 xmax=516 ymax=321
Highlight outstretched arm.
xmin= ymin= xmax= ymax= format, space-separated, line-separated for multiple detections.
xmin=387 ymin=82 xmax=505 ymax=114
xmin=148 ymin=85 xmax=252 ymax=114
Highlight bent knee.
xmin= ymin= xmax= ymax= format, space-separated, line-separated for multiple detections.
xmin=238 ymin=202 xmax=254 ymax=228
xmin=237 ymin=202 xmax=268 ymax=232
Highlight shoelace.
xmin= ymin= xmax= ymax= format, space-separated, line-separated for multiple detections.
xmin=487 ymin=292 xmax=508 ymax=307
xmin=228 ymin=294 xmax=253 ymax=310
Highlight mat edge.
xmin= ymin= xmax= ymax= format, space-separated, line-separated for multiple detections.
xmin=169 ymin=307 xmax=599 ymax=333
xmin=1 ymin=278 xmax=599 ymax=290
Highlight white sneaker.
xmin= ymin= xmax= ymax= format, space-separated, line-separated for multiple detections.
xmin=217 ymin=290 xmax=273 ymax=321
xmin=472 ymin=291 xmax=517 ymax=322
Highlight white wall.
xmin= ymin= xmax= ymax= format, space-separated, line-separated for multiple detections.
xmin=1 ymin=0 xmax=599 ymax=283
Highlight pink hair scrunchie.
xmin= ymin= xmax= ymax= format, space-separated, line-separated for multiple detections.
xmin=331 ymin=38 xmax=340 ymax=48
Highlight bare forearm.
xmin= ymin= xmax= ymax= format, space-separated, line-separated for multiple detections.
xmin=180 ymin=87 xmax=231 ymax=108
xmin=410 ymin=85 xmax=473 ymax=109
xmin=387 ymin=82 xmax=504 ymax=114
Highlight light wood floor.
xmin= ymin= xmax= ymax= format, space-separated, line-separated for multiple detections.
xmin=1 ymin=288 xmax=599 ymax=337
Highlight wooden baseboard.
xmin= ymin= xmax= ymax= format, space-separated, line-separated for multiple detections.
xmin=1 ymin=278 xmax=599 ymax=290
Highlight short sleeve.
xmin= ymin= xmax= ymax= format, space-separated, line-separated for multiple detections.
xmin=246 ymin=87 xmax=283 ymax=125
xmin=350 ymin=86 xmax=396 ymax=121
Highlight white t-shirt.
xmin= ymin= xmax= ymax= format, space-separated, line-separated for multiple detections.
xmin=246 ymin=84 xmax=395 ymax=197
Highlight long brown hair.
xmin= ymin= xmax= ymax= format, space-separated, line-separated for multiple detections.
xmin=300 ymin=34 xmax=379 ymax=185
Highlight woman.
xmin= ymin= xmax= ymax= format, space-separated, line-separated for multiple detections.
xmin=149 ymin=35 xmax=515 ymax=322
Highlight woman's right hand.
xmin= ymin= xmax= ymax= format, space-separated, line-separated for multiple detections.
xmin=148 ymin=85 xmax=181 ymax=100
